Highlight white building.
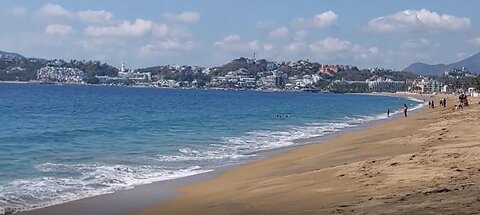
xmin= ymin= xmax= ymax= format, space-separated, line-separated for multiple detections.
xmin=157 ymin=79 xmax=180 ymax=88
xmin=412 ymin=78 xmax=442 ymax=93
xmin=367 ymin=78 xmax=405 ymax=92
xmin=118 ymin=61 xmax=151 ymax=82
xmin=467 ymin=87 xmax=479 ymax=97
xmin=441 ymin=85 xmax=449 ymax=93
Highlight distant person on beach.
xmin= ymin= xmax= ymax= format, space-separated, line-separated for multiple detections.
xmin=387 ymin=108 xmax=390 ymax=117
xmin=403 ymin=104 xmax=408 ymax=117
xmin=440 ymin=99 xmax=443 ymax=108
xmin=428 ymin=101 xmax=431 ymax=108
xmin=443 ymin=98 xmax=447 ymax=108
xmin=459 ymin=94 xmax=467 ymax=107
xmin=431 ymin=100 xmax=435 ymax=108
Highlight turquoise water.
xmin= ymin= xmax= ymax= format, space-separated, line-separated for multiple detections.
xmin=0 ymin=83 xmax=423 ymax=212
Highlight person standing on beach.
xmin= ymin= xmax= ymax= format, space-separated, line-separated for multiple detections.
xmin=403 ymin=104 xmax=408 ymax=117
xmin=443 ymin=98 xmax=447 ymax=108
xmin=387 ymin=108 xmax=390 ymax=117
xmin=431 ymin=100 xmax=435 ymax=108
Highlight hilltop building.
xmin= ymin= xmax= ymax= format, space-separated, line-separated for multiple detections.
xmin=117 ymin=61 xmax=151 ymax=82
xmin=209 ymin=68 xmax=256 ymax=88
xmin=318 ymin=65 xmax=339 ymax=74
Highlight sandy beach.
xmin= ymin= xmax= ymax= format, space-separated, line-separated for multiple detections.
xmin=136 ymin=94 xmax=480 ymax=215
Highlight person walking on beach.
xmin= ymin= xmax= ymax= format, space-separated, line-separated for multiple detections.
xmin=431 ymin=100 xmax=435 ymax=108
xmin=403 ymin=104 xmax=408 ymax=117
xmin=387 ymin=108 xmax=390 ymax=117
xmin=443 ymin=98 xmax=447 ymax=108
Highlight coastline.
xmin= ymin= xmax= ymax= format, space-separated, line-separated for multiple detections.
xmin=0 ymin=81 xmax=33 ymax=84
xmin=14 ymin=93 xmax=427 ymax=215
xmin=134 ymin=94 xmax=480 ymax=215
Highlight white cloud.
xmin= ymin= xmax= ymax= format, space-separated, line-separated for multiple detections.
xmin=11 ymin=6 xmax=27 ymax=17
xmin=351 ymin=45 xmax=380 ymax=60
xmin=38 ymin=3 xmax=72 ymax=18
xmin=309 ymin=37 xmax=351 ymax=55
xmin=401 ymin=38 xmax=432 ymax=50
xmin=85 ymin=19 xmax=154 ymax=37
xmin=37 ymin=3 xmax=116 ymax=25
xmin=285 ymin=42 xmax=308 ymax=54
xmin=78 ymin=38 xmax=124 ymax=52
xmin=256 ymin=20 xmax=275 ymax=30
xmin=263 ymin=44 xmax=274 ymax=51
xmin=312 ymin=11 xmax=338 ymax=28
xmin=214 ymin=34 xmax=264 ymax=54
xmin=367 ymin=9 xmax=470 ymax=33
xmin=138 ymin=44 xmax=155 ymax=57
xmin=269 ymin=26 xmax=289 ymax=39
xmin=138 ymin=40 xmax=194 ymax=58
xmin=214 ymin=34 xmax=241 ymax=47
xmin=45 ymin=24 xmax=73 ymax=36
xmin=293 ymin=30 xmax=308 ymax=41
xmin=248 ymin=40 xmax=260 ymax=50
xmin=77 ymin=10 xmax=113 ymax=24
xmin=307 ymin=37 xmax=380 ymax=62
xmin=158 ymin=40 xmax=194 ymax=52
xmin=468 ymin=37 xmax=480 ymax=47
xmin=152 ymin=24 xmax=170 ymax=37
xmin=294 ymin=11 xmax=337 ymax=29
xmin=169 ymin=26 xmax=192 ymax=38
xmin=165 ymin=11 xmax=200 ymax=23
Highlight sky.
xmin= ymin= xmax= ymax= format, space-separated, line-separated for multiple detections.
xmin=1 ymin=0 xmax=480 ymax=70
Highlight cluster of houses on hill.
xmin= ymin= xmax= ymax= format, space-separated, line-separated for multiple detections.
xmin=37 ymin=66 xmax=85 ymax=83
xmin=33 ymin=59 xmax=479 ymax=95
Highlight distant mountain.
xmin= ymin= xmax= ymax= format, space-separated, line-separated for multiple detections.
xmin=404 ymin=52 xmax=480 ymax=76
xmin=0 ymin=51 xmax=25 ymax=61
xmin=449 ymin=52 xmax=480 ymax=72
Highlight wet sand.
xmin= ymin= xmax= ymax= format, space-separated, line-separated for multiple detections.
xmin=137 ymin=94 xmax=480 ymax=215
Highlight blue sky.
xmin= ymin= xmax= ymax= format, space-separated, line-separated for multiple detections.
xmin=1 ymin=0 xmax=480 ymax=70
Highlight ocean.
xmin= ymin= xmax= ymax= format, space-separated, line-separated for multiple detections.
xmin=0 ymin=83 xmax=423 ymax=212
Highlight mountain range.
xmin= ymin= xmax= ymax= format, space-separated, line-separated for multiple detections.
xmin=403 ymin=52 xmax=480 ymax=76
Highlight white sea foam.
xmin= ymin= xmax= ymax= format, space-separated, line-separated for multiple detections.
xmin=157 ymin=96 xmax=426 ymax=166
xmin=156 ymin=122 xmax=357 ymax=164
xmin=157 ymin=146 xmax=248 ymax=162
xmin=0 ymin=164 xmax=212 ymax=212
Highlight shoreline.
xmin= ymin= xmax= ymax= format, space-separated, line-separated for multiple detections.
xmin=14 ymin=93 xmax=426 ymax=215
xmin=134 ymin=94 xmax=480 ymax=214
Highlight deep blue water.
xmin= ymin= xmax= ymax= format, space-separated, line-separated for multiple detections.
xmin=0 ymin=83 xmax=422 ymax=212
